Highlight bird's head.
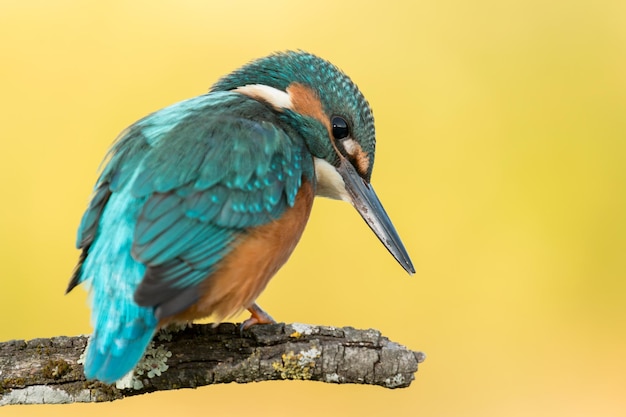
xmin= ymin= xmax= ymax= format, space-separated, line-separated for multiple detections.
xmin=211 ymin=51 xmax=414 ymax=274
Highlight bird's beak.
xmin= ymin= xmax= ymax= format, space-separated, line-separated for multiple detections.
xmin=337 ymin=158 xmax=415 ymax=275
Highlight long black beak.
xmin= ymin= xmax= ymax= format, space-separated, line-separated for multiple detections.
xmin=337 ymin=158 xmax=415 ymax=275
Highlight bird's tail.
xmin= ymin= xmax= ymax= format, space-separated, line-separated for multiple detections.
xmin=83 ymin=305 xmax=158 ymax=383
xmin=76 ymin=178 xmax=160 ymax=383
xmin=79 ymin=193 xmax=158 ymax=383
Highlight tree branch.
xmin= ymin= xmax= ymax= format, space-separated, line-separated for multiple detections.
xmin=0 ymin=323 xmax=425 ymax=405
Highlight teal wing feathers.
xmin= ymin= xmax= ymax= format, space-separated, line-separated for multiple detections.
xmin=130 ymin=109 xmax=312 ymax=319
xmin=73 ymin=91 xmax=314 ymax=320
xmin=70 ymin=92 xmax=314 ymax=382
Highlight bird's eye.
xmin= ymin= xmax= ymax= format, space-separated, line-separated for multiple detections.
xmin=331 ymin=116 xmax=350 ymax=140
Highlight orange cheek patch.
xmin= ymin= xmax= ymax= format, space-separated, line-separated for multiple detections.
xmin=343 ymin=139 xmax=370 ymax=176
xmin=286 ymin=83 xmax=331 ymax=134
xmin=354 ymin=147 xmax=370 ymax=176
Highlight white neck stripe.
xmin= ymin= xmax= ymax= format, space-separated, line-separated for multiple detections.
xmin=234 ymin=84 xmax=293 ymax=110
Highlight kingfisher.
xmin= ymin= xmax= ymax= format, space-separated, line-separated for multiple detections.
xmin=67 ymin=51 xmax=414 ymax=384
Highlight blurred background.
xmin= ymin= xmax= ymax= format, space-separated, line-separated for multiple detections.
xmin=1 ymin=1 xmax=625 ymax=416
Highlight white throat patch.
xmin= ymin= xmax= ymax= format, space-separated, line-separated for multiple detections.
xmin=314 ymin=158 xmax=351 ymax=202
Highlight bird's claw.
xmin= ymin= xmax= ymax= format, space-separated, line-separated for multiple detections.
xmin=239 ymin=303 xmax=276 ymax=335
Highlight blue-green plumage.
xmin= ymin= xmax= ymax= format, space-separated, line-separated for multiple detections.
xmin=68 ymin=51 xmax=414 ymax=384
xmin=70 ymin=91 xmax=314 ymax=382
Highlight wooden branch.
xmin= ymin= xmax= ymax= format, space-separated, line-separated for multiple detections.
xmin=0 ymin=323 xmax=425 ymax=406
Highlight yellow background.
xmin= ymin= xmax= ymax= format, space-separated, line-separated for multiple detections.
xmin=1 ymin=1 xmax=625 ymax=416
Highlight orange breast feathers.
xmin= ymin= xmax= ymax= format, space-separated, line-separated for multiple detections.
xmin=161 ymin=179 xmax=315 ymax=326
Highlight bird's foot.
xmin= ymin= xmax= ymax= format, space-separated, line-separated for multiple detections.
xmin=240 ymin=303 xmax=276 ymax=333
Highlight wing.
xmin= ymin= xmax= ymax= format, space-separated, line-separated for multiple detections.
xmin=70 ymin=92 xmax=314 ymax=320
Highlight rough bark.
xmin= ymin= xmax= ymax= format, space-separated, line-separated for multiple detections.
xmin=0 ymin=323 xmax=425 ymax=405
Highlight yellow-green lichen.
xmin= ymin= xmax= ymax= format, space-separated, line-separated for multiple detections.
xmin=0 ymin=377 xmax=27 ymax=395
xmin=272 ymin=347 xmax=321 ymax=380
xmin=42 ymin=359 xmax=71 ymax=379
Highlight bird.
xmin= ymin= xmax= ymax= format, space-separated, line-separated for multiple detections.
xmin=66 ymin=51 xmax=414 ymax=384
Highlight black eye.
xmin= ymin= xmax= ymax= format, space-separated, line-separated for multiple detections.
xmin=331 ymin=116 xmax=350 ymax=140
